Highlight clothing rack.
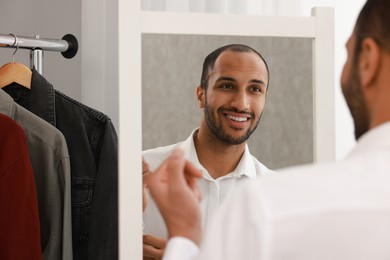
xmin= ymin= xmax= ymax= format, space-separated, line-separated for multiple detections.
xmin=0 ymin=33 xmax=78 ymax=75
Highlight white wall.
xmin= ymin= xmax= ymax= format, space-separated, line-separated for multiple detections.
xmin=0 ymin=0 xmax=81 ymax=100
xmin=81 ymin=0 xmax=119 ymax=129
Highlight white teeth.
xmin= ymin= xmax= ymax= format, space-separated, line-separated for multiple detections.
xmin=226 ymin=115 xmax=248 ymax=122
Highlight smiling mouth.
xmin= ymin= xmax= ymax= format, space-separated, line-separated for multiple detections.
xmin=225 ymin=114 xmax=250 ymax=122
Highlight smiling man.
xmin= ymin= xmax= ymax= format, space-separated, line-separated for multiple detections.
xmin=142 ymin=44 xmax=273 ymax=259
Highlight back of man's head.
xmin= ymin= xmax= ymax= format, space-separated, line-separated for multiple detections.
xmin=355 ymin=0 xmax=390 ymax=55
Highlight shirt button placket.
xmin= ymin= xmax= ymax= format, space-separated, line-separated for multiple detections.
xmin=206 ymin=180 xmax=220 ymax=227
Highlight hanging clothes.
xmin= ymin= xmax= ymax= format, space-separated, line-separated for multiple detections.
xmin=0 ymin=89 xmax=73 ymax=260
xmin=0 ymin=113 xmax=42 ymax=260
xmin=4 ymin=69 xmax=119 ymax=260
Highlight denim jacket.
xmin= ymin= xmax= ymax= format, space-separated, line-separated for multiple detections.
xmin=4 ymin=69 xmax=118 ymax=260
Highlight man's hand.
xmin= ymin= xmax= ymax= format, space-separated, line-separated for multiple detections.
xmin=142 ymin=157 xmax=152 ymax=212
xmin=143 ymin=234 xmax=167 ymax=260
xmin=148 ymin=148 xmax=203 ymax=246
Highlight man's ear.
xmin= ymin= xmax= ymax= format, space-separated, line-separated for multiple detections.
xmin=359 ymin=38 xmax=381 ymax=88
xmin=196 ymin=85 xmax=205 ymax=108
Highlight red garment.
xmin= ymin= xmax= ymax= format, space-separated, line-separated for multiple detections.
xmin=0 ymin=113 xmax=42 ymax=260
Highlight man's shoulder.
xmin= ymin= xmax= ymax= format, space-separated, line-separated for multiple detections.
xmin=250 ymin=155 xmax=275 ymax=176
xmin=142 ymin=142 xmax=184 ymax=170
xmin=143 ymin=142 xmax=183 ymax=156
xmin=255 ymin=159 xmax=367 ymax=210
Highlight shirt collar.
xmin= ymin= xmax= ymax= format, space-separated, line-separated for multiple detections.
xmin=179 ymin=128 xmax=203 ymax=169
xmin=0 ymin=69 xmax=56 ymax=126
xmin=0 ymin=89 xmax=16 ymax=117
xmin=29 ymin=69 xmax=56 ymax=126
xmin=347 ymin=122 xmax=390 ymax=159
xmin=179 ymin=128 xmax=257 ymax=180
xmin=233 ymin=145 xmax=257 ymax=179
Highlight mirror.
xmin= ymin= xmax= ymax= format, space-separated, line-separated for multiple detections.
xmin=142 ymin=34 xmax=314 ymax=169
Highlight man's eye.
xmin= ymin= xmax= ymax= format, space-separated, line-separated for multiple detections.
xmin=220 ymin=84 xmax=233 ymax=89
xmin=251 ymin=86 xmax=262 ymax=93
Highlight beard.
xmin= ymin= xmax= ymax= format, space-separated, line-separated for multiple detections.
xmin=342 ymin=62 xmax=370 ymax=140
xmin=204 ymin=98 xmax=261 ymax=145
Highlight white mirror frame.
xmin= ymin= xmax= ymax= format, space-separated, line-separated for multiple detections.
xmin=118 ymin=5 xmax=334 ymax=259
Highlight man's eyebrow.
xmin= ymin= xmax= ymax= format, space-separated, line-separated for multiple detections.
xmin=215 ymin=76 xmax=236 ymax=82
xmin=250 ymin=79 xmax=267 ymax=86
xmin=215 ymin=77 xmax=266 ymax=86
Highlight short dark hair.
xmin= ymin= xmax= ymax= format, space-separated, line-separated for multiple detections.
xmin=354 ymin=0 xmax=390 ymax=56
xmin=200 ymin=44 xmax=270 ymax=90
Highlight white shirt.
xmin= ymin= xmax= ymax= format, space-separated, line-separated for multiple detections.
xmin=164 ymin=122 xmax=390 ymax=260
xmin=143 ymin=128 xmax=272 ymax=238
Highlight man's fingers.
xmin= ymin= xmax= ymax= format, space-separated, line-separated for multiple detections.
xmin=165 ymin=148 xmax=188 ymax=188
xmin=143 ymin=172 xmax=150 ymax=187
xmin=184 ymin=160 xmax=202 ymax=200
xmin=143 ymin=244 xmax=163 ymax=259
xmin=184 ymin=160 xmax=202 ymax=186
xmin=143 ymin=234 xmax=167 ymax=249
xmin=184 ymin=160 xmax=203 ymax=178
xmin=143 ymin=234 xmax=166 ymax=259
xmin=147 ymin=148 xmax=204 ymax=247
xmin=142 ymin=156 xmax=151 ymax=173
xmin=142 ymin=156 xmax=152 ymax=187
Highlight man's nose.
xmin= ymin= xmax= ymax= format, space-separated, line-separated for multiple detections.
xmin=230 ymin=90 xmax=250 ymax=111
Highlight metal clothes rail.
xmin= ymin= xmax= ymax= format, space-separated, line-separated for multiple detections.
xmin=0 ymin=33 xmax=78 ymax=75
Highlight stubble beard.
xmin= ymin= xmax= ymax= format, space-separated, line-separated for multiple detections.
xmin=204 ymin=99 xmax=261 ymax=145
xmin=342 ymin=60 xmax=370 ymax=140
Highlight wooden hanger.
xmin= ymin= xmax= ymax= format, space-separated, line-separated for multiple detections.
xmin=0 ymin=34 xmax=32 ymax=89
xmin=0 ymin=62 xmax=32 ymax=89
